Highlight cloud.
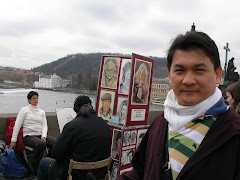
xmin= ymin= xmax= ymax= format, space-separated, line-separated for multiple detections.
xmin=0 ymin=0 xmax=240 ymax=73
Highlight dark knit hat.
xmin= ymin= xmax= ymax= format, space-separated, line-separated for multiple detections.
xmin=73 ymin=96 xmax=92 ymax=112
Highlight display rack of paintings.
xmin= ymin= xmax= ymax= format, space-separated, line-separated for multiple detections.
xmin=109 ymin=126 xmax=149 ymax=179
xmin=96 ymin=53 xmax=154 ymax=127
xmin=96 ymin=53 xmax=154 ymax=178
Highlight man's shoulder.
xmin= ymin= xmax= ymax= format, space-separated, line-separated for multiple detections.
xmin=220 ymin=107 xmax=240 ymax=120
xmin=217 ymin=108 xmax=240 ymax=130
xmin=148 ymin=111 xmax=166 ymax=132
xmin=152 ymin=111 xmax=165 ymax=124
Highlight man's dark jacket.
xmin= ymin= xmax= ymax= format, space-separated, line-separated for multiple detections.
xmin=49 ymin=110 xmax=111 ymax=180
xmin=118 ymin=108 xmax=240 ymax=180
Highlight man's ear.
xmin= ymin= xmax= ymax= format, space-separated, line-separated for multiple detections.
xmin=215 ymin=66 xmax=222 ymax=85
xmin=167 ymin=70 xmax=171 ymax=83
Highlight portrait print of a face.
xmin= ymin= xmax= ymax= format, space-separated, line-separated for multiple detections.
xmin=132 ymin=59 xmax=151 ymax=105
xmin=136 ymin=129 xmax=147 ymax=148
xmin=119 ymin=59 xmax=132 ymax=95
xmin=111 ymin=162 xmax=119 ymax=180
xmin=121 ymin=150 xmax=128 ymax=165
xmin=123 ymin=131 xmax=130 ymax=146
xmin=127 ymin=149 xmax=135 ymax=163
xmin=117 ymin=97 xmax=128 ymax=125
xmin=130 ymin=130 xmax=137 ymax=145
xmin=111 ymin=129 xmax=122 ymax=160
xmin=101 ymin=57 xmax=120 ymax=89
xmin=98 ymin=90 xmax=115 ymax=121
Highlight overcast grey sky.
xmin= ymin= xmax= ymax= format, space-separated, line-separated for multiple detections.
xmin=0 ymin=0 xmax=239 ymax=73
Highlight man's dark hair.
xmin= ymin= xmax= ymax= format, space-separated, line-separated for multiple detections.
xmin=74 ymin=95 xmax=92 ymax=113
xmin=79 ymin=104 xmax=93 ymax=117
xmin=167 ymin=31 xmax=220 ymax=71
xmin=27 ymin=91 xmax=38 ymax=100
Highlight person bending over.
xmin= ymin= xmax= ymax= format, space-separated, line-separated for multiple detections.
xmin=37 ymin=95 xmax=111 ymax=180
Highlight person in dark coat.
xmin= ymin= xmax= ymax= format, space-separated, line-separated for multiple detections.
xmin=37 ymin=95 xmax=111 ymax=180
xmin=118 ymin=32 xmax=240 ymax=180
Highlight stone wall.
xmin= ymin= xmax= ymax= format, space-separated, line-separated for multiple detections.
xmin=0 ymin=110 xmax=162 ymax=140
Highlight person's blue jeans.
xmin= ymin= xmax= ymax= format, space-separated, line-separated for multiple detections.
xmin=37 ymin=157 xmax=56 ymax=180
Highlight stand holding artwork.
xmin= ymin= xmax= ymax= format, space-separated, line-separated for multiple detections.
xmin=96 ymin=54 xmax=154 ymax=179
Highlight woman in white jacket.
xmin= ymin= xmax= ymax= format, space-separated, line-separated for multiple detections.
xmin=10 ymin=91 xmax=55 ymax=174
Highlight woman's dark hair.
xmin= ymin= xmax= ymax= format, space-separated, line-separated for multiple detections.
xmin=226 ymin=81 xmax=240 ymax=110
xmin=167 ymin=31 xmax=220 ymax=71
xmin=27 ymin=91 xmax=38 ymax=100
xmin=115 ymin=131 xmax=122 ymax=146
xmin=79 ymin=104 xmax=93 ymax=117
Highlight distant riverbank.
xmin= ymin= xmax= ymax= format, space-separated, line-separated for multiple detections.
xmin=46 ymin=87 xmax=97 ymax=95
xmin=0 ymin=88 xmax=163 ymax=114
xmin=0 ymin=88 xmax=97 ymax=114
xmin=0 ymin=82 xmax=97 ymax=95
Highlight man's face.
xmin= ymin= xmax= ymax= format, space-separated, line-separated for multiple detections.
xmin=121 ymin=105 xmax=127 ymax=120
xmin=105 ymin=61 xmax=116 ymax=80
xmin=102 ymin=99 xmax=111 ymax=112
xmin=168 ymin=49 xmax=222 ymax=106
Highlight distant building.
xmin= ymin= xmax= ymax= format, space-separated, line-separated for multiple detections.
xmin=150 ymin=78 xmax=172 ymax=101
xmin=35 ymin=73 xmax=72 ymax=89
xmin=0 ymin=67 xmax=14 ymax=80
xmin=0 ymin=67 xmax=7 ymax=80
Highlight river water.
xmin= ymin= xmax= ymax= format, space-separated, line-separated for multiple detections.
xmin=0 ymin=88 xmax=163 ymax=114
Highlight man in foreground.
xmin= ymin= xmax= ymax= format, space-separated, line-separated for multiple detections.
xmin=118 ymin=31 xmax=240 ymax=179
xmin=37 ymin=96 xmax=111 ymax=180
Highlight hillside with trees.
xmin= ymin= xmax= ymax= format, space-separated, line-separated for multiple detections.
xmin=32 ymin=53 xmax=168 ymax=90
xmin=32 ymin=53 xmax=168 ymax=78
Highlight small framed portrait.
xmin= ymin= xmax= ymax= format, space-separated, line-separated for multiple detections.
xmin=123 ymin=131 xmax=131 ymax=146
xmin=127 ymin=149 xmax=135 ymax=163
xmin=132 ymin=59 xmax=152 ymax=105
xmin=130 ymin=130 xmax=137 ymax=145
xmin=101 ymin=57 xmax=120 ymax=89
xmin=111 ymin=162 xmax=119 ymax=180
xmin=136 ymin=129 xmax=148 ymax=148
xmin=121 ymin=150 xmax=128 ymax=165
xmin=98 ymin=90 xmax=115 ymax=121
xmin=111 ymin=129 xmax=122 ymax=160
xmin=117 ymin=97 xmax=128 ymax=125
xmin=119 ymin=59 xmax=132 ymax=95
